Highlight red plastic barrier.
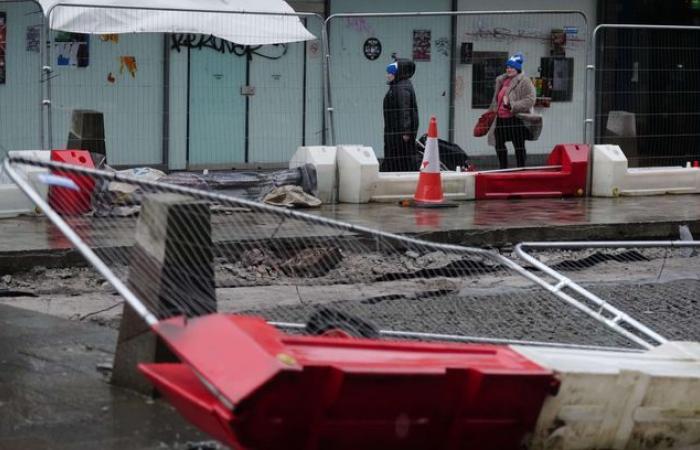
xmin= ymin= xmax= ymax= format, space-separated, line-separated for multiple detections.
xmin=475 ymin=144 xmax=589 ymax=200
xmin=142 ymin=314 xmax=558 ymax=450
xmin=48 ymin=150 xmax=95 ymax=215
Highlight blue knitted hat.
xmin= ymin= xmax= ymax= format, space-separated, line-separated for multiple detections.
xmin=506 ymin=52 xmax=524 ymax=71
xmin=386 ymin=62 xmax=398 ymax=75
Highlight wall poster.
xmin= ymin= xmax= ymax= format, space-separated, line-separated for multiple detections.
xmin=0 ymin=12 xmax=6 ymax=84
xmin=26 ymin=25 xmax=41 ymax=52
xmin=55 ymin=31 xmax=90 ymax=68
xmin=412 ymin=29 xmax=431 ymax=62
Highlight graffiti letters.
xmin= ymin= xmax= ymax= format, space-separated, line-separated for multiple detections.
xmin=170 ymin=34 xmax=288 ymax=60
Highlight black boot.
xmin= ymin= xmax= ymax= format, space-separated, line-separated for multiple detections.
xmin=515 ymin=148 xmax=526 ymax=167
xmin=496 ymin=150 xmax=508 ymax=169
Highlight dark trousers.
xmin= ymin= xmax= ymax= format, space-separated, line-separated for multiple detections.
xmin=494 ymin=116 xmax=527 ymax=169
xmin=381 ymin=133 xmax=418 ymax=172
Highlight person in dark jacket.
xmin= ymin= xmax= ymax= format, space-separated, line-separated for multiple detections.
xmin=382 ymin=59 xmax=419 ymax=172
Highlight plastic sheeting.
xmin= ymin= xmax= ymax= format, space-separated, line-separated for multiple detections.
xmin=37 ymin=0 xmax=315 ymax=45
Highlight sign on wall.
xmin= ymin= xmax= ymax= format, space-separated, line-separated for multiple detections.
xmin=54 ymin=32 xmax=90 ymax=68
xmin=363 ymin=37 xmax=382 ymax=60
xmin=412 ymin=29 xmax=431 ymax=62
xmin=26 ymin=25 xmax=41 ymax=52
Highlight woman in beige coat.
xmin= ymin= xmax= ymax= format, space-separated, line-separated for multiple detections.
xmin=487 ymin=52 xmax=536 ymax=169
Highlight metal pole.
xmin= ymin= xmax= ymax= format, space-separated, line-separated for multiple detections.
xmin=37 ymin=0 xmax=45 ymax=150
xmin=321 ymin=17 xmax=335 ymax=145
xmin=43 ymin=12 xmax=52 ymax=150
xmin=270 ymin=322 xmax=643 ymax=352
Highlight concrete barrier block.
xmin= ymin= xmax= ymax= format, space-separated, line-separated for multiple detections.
xmin=336 ymin=146 xmax=475 ymax=203
xmin=112 ymin=193 xmax=215 ymax=395
xmin=371 ymin=171 xmax=476 ymax=202
xmin=515 ymin=342 xmax=700 ymax=450
xmin=337 ymin=145 xmax=379 ymax=203
xmin=290 ymin=146 xmax=337 ymax=204
xmin=593 ymin=145 xmax=700 ymax=197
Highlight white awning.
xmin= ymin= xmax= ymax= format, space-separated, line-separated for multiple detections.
xmin=36 ymin=0 xmax=316 ymax=45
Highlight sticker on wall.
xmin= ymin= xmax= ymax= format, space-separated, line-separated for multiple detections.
xmin=454 ymin=75 xmax=465 ymax=98
xmin=0 ymin=12 xmax=6 ymax=84
xmin=99 ymin=34 xmax=119 ymax=44
xmin=26 ymin=25 xmax=41 ymax=52
xmin=55 ymin=32 xmax=89 ymax=67
xmin=363 ymin=37 xmax=382 ymax=61
xmin=435 ymin=37 xmax=449 ymax=57
xmin=412 ymin=30 xmax=431 ymax=62
xmin=308 ymin=40 xmax=320 ymax=58
xmin=550 ymin=29 xmax=566 ymax=57
xmin=119 ymin=56 xmax=137 ymax=78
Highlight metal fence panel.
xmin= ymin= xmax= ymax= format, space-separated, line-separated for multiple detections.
xmin=516 ymin=240 xmax=700 ymax=347
xmin=41 ymin=5 xmax=323 ymax=169
xmin=326 ymin=10 xmax=588 ymax=170
xmin=5 ymin=155 xmax=659 ymax=352
xmin=0 ymin=0 xmax=44 ymax=158
xmin=592 ymin=25 xmax=700 ymax=168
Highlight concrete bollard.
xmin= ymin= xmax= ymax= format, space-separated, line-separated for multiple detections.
xmin=111 ymin=193 xmax=216 ymax=395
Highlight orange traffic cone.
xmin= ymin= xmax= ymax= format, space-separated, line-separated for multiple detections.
xmin=411 ymin=116 xmax=456 ymax=208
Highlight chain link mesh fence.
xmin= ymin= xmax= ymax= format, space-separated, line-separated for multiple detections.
xmin=5 ymin=155 xmax=658 ymax=351
xmin=593 ymin=25 xmax=700 ymax=168
xmin=327 ymin=11 xmax=588 ymax=170
xmin=0 ymin=1 xmax=45 ymax=157
xmin=515 ymin=241 xmax=700 ymax=345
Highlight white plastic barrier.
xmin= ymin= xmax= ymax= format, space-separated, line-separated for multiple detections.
xmin=289 ymin=146 xmax=337 ymax=204
xmin=0 ymin=150 xmax=51 ymax=218
xmin=516 ymin=341 xmax=700 ymax=450
xmin=336 ymin=145 xmax=475 ymax=204
xmin=592 ymin=145 xmax=700 ymax=196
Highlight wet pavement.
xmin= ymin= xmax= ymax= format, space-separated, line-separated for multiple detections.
xmin=2 ymin=194 xmax=700 ymax=448
xmin=1 ymin=194 xmax=699 ymax=273
xmin=0 ymin=304 xmax=211 ymax=450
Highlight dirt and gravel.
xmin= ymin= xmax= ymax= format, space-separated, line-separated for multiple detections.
xmin=1 ymin=247 xmax=698 ymax=350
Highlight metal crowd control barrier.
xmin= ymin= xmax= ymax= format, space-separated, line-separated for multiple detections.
xmin=588 ymin=24 xmax=700 ymax=173
xmin=4 ymin=153 xmax=661 ymax=353
xmin=323 ymin=10 xmax=589 ymax=170
xmin=39 ymin=3 xmax=324 ymax=168
xmin=0 ymin=0 xmax=46 ymax=154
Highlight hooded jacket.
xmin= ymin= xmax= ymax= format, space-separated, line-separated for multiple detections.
xmin=383 ymin=59 xmax=419 ymax=136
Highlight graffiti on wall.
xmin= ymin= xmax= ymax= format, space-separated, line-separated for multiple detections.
xmin=171 ymin=34 xmax=288 ymax=60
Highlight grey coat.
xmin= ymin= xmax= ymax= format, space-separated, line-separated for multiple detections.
xmin=486 ymin=72 xmax=536 ymax=147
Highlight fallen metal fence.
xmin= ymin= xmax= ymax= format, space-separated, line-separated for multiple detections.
xmin=4 ymin=154 xmax=670 ymax=352
xmin=516 ymin=240 xmax=700 ymax=349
